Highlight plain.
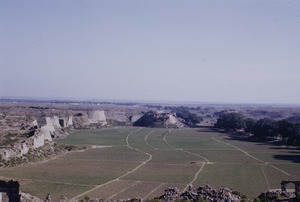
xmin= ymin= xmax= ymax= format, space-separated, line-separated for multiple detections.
xmin=0 ymin=127 xmax=299 ymax=201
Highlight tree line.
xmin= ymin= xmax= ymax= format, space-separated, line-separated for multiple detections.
xmin=214 ymin=112 xmax=300 ymax=146
xmin=171 ymin=106 xmax=203 ymax=126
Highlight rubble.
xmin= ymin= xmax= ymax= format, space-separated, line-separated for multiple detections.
xmin=161 ymin=185 xmax=242 ymax=202
xmin=161 ymin=187 xmax=181 ymax=201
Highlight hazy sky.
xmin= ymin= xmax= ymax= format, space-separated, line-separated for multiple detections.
xmin=1 ymin=0 xmax=300 ymax=104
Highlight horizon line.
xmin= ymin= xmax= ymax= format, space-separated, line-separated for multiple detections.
xmin=0 ymin=96 xmax=299 ymax=107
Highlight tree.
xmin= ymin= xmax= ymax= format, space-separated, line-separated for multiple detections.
xmin=277 ymin=120 xmax=298 ymax=138
xmin=243 ymin=118 xmax=257 ymax=134
xmin=277 ymin=120 xmax=300 ymax=145
xmin=214 ymin=113 xmax=244 ymax=131
xmin=252 ymin=118 xmax=279 ymax=139
xmin=172 ymin=106 xmax=202 ymax=125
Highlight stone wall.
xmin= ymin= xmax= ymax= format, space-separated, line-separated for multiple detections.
xmin=0 ymin=180 xmax=20 ymax=202
xmin=88 ymin=110 xmax=107 ymax=125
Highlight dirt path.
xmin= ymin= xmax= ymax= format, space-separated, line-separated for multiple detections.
xmin=142 ymin=183 xmax=164 ymax=201
xmin=164 ymin=130 xmax=210 ymax=163
xmin=72 ymin=128 xmax=153 ymax=200
xmin=107 ymin=181 xmax=141 ymax=200
xmin=164 ymin=130 xmax=209 ymax=191
xmin=212 ymin=137 xmax=265 ymax=163
xmin=183 ymin=163 xmax=205 ymax=192
xmin=261 ymin=165 xmax=270 ymax=190
xmin=144 ymin=130 xmax=156 ymax=150
xmin=211 ymin=137 xmax=290 ymax=176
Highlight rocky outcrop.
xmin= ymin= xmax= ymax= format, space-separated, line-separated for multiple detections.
xmin=0 ymin=129 xmax=53 ymax=160
xmin=130 ymin=114 xmax=143 ymax=123
xmin=72 ymin=112 xmax=90 ymax=128
xmin=134 ymin=111 xmax=185 ymax=128
xmin=1 ymin=110 xmax=110 ymax=161
xmin=32 ymin=130 xmax=52 ymax=148
xmin=21 ymin=192 xmax=43 ymax=202
xmin=0 ymin=116 xmax=64 ymax=160
xmin=106 ymin=111 xmax=129 ymax=123
xmin=67 ymin=116 xmax=73 ymax=127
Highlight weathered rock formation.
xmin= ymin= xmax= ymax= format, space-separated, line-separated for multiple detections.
xmin=0 ymin=128 xmax=52 ymax=160
xmin=0 ymin=109 xmax=109 ymax=161
xmin=0 ymin=116 xmax=65 ymax=160
xmin=130 ymin=114 xmax=143 ymax=123
xmin=134 ymin=111 xmax=185 ymax=128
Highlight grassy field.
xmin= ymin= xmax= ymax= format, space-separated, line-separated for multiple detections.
xmin=0 ymin=127 xmax=299 ymax=200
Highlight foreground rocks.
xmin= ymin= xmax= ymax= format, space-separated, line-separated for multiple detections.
xmin=76 ymin=185 xmax=244 ymax=202
xmin=257 ymin=190 xmax=297 ymax=202
xmin=2 ymin=181 xmax=299 ymax=202
xmin=162 ymin=185 xmax=243 ymax=202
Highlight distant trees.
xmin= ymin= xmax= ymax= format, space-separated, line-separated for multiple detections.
xmin=243 ymin=118 xmax=257 ymax=134
xmin=172 ymin=106 xmax=203 ymax=125
xmin=277 ymin=120 xmax=300 ymax=145
xmin=214 ymin=113 xmax=300 ymax=146
xmin=251 ymin=118 xmax=279 ymax=138
xmin=214 ymin=113 xmax=244 ymax=131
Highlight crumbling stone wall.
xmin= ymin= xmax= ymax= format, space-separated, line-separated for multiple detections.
xmin=88 ymin=110 xmax=107 ymax=125
xmin=281 ymin=180 xmax=300 ymax=199
xmin=0 ymin=180 xmax=20 ymax=202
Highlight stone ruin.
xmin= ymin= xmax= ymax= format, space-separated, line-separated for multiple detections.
xmin=0 ymin=180 xmax=20 ymax=202
xmin=253 ymin=180 xmax=300 ymax=202
xmin=281 ymin=180 xmax=300 ymax=199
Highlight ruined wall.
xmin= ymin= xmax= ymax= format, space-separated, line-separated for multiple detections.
xmin=87 ymin=110 xmax=107 ymax=125
xmin=67 ymin=116 xmax=73 ymax=126
xmin=0 ymin=116 xmax=60 ymax=160
xmin=0 ymin=180 xmax=20 ymax=202
xmin=0 ymin=108 xmax=140 ymax=161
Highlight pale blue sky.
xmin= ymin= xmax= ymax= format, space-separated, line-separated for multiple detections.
xmin=1 ymin=0 xmax=300 ymax=104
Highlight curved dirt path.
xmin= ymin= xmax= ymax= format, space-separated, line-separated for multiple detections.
xmin=183 ymin=163 xmax=205 ymax=192
xmin=211 ymin=137 xmax=290 ymax=176
xmin=164 ymin=130 xmax=210 ymax=163
xmin=72 ymin=128 xmax=153 ymax=200
xmin=144 ymin=130 xmax=156 ymax=150
xmin=164 ymin=130 xmax=210 ymax=192
xmin=261 ymin=165 xmax=270 ymax=190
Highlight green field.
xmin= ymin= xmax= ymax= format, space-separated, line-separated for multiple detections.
xmin=0 ymin=127 xmax=299 ymax=200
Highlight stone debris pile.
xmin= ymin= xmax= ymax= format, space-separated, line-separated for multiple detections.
xmin=162 ymin=185 xmax=242 ymax=202
xmin=161 ymin=187 xmax=181 ymax=201
xmin=257 ymin=190 xmax=296 ymax=201
xmin=106 ymin=197 xmax=141 ymax=202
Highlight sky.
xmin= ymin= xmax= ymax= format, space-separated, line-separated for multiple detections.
xmin=1 ymin=0 xmax=300 ymax=105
